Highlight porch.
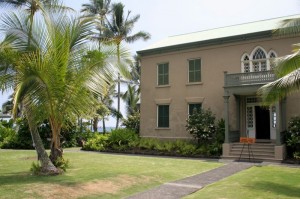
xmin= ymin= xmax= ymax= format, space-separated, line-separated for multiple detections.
xmin=222 ymin=70 xmax=286 ymax=161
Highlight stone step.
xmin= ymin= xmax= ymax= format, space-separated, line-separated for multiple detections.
xmin=230 ymin=152 xmax=275 ymax=158
xmin=222 ymin=156 xmax=282 ymax=163
xmin=230 ymin=151 xmax=274 ymax=156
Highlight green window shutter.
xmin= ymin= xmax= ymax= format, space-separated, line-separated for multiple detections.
xmin=158 ymin=63 xmax=169 ymax=85
xmin=158 ymin=105 xmax=169 ymax=127
xmin=189 ymin=59 xmax=201 ymax=82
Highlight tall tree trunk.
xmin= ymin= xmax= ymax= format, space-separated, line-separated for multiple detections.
xmin=116 ymin=43 xmax=121 ymax=129
xmin=93 ymin=117 xmax=99 ymax=132
xmin=49 ymin=119 xmax=63 ymax=163
xmin=26 ymin=113 xmax=60 ymax=175
xmin=116 ymin=73 xmax=120 ymax=129
xmin=50 ymin=135 xmax=63 ymax=164
xmin=102 ymin=118 xmax=106 ymax=134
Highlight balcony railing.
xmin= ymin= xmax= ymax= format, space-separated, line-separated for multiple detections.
xmin=224 ymin=70 xmax=276 ymax=87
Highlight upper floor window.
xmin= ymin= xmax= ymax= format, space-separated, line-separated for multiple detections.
xmin=252 ymin=47 xmax=267 ymax=72
xmin=189 ymin=59 xmax=201 ymax=83
xmin=269 ymin=51 xmax=277 ymax=70
xmin=241 ymin=47 xmax=277 ymax=73
xmin=242 ymin=54 xmax=250 ymax=73
xmin=157 ymin=63 xmax=169 ymax=85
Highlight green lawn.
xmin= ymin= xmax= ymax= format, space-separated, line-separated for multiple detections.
xmin=0 ymin=149 xmax=221 ymax=199
xmin=185 ymin=165 xmax=300 ymax=199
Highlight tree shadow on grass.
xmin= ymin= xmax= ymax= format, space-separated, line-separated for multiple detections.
xmin=0 ymin=172 xmax=75 ymax=186
xmin=252 ymin=181 xmax=300 ymax=198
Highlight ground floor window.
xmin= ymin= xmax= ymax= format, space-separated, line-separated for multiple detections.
xmin=188 ymin=103 xmax=202 ymax=115
xmin=158 ymin=105 xmax=169 ymax=128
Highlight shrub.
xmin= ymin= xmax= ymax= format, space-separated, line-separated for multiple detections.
xmin=138 ymin=138 xmax=157 ymax=150
xmin=122 ymin=112 xmax=140 ymax=134
xmin=186 ymin=108 xmax=217 ymax=144
xmin=53 ymin=157 xmax=70 ymax=172
xmin=82 ymin=133 xmax=109 ymax=151
xmin=284 ymin=116 xmax=300 ymax=158
xmin=30 ymin=162 xmax=42 ymax=175
xmin=107 ymin=128 xmax=139 ymax=151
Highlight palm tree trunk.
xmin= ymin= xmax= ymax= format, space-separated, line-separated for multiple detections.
xmin=102 ymin=118 xmax=106 ymax=134
xmin=49 ymin=118 xmax=63 ymax=163
xmin=93 ymin=117 xmax=99 ymax=132
xmin=26 ymin=112 xmax=60 ymax=175
xmin=116 ymin=73 xmax=120 ymax=129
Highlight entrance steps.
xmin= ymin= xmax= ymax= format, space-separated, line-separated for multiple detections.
xmin=224 ymin=142 xmax=281 ymax=162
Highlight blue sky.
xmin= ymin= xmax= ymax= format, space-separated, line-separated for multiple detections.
xmin=1 ymin=0 xmax=299 ymax=126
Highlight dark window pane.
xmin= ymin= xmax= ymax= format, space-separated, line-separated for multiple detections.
xmin=158 ymin=105 xmax=169 ymax=127
xmin=189 ymin=103 xmax=202 ymax=115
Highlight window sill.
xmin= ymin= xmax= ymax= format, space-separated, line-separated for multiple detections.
xmin=156 ymin=85 xmax=171 ymax=88
xmin=186 ymin=82 xmax=203 ymax=86
xmin=155 ymin=127 xmax=171 ymax=130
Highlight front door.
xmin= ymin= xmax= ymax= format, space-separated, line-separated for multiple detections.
xmin=255 ymin=106 xmax=270 ymax=139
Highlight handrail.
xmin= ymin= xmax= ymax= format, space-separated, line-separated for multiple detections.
xmin=225 ymin=71 xmax=276 ymax=87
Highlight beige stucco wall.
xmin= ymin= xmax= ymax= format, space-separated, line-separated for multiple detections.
xmin=140 ymin=36 xmax=300 ymax=139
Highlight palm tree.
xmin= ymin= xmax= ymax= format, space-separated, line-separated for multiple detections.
xmin=121 ymin=84 xmax=140 ymax=116
xmin=1 ymin=9 xmax=115 ymax=167
xmin=97 ymin=82 xmax=119 ymax=133
xmin=258 ymin=18 xmax=300 ymax=104
xmin=0 ymin=0 xmax=70 ymax=46
xmin=102 ymin=2 xmax=150 ymax=129
xmin=81 ymin=0 xmax=111 ymax=43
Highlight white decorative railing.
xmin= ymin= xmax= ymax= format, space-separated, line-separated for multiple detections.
xmin=224 ymin=71 xmax=276 ymax=87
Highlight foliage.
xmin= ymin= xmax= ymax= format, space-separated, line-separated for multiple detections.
xmin=186 ymin=109 xmax=217 ymax=143
xmin=30 ymin=161 xmax=42 ymax=175
xmin=107 ymin=128 xmax=139 ymax=151
xmin=284 ymin=116 xmax=300 ymax=158
xmin=0 ymin=118 xmax=33 ymax=149
xmin=82 ymin=133 xmax=109 ymax=151
xmin=258 ymin=18 xmax=300 ymax=105
xmin=122 ymin=112 xmax=140 ymax=134
xmin=53 ymin=157 xmax=70 ymax=172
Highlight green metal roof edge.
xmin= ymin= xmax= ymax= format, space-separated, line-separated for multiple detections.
xmin=137 ymin=30 xmax=272 ymax=56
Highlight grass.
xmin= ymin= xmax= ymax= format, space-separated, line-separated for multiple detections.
xmin=0 ymin=149 xmax=221 ymax=199
xmin=184 ymin=165 xmax=300 ymax=199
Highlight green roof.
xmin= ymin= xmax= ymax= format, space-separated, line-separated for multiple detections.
xmin=138 ymin=14 xmax=300 ymax=56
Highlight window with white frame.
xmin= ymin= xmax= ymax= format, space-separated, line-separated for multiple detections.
xmin=252 ymin=47 xmax=267 ymax=71
xmin=269 ymin=51 xmax=277 ymax=70
xmin=240 ymin=47 xmax=277 ymax=73
xmin=157 ymin=105 xmax=169 ymax=128
xmin=157 ymin=63 xmax=169 ymax=85
xmin=188 ymin=103 xmax=202 ymax=115
xmin=242 ymin=54 xmax=250 ymax=73
xmin=188 ymin=58 xmax=201 ymax=83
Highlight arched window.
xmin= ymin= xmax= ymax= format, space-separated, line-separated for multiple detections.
xmin=241 ymin=47 xmax=277 ymax=73
xmin=268 ymin=51 xmax=277 ymax=70
xmin=252 ymin=47 xmax=267 ymax=72
xmin=241 ymin=54 xmax=250 ymax=73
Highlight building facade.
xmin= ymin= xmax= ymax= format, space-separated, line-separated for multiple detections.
xmin=138 ymin=15 xmax=300 ymax=160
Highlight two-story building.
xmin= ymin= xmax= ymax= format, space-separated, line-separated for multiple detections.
xmin=137 ymin=15 xmax=300 ymax=161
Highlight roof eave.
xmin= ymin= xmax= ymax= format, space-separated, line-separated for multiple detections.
xmin=137 ymin=30 xmax=273 ymax=56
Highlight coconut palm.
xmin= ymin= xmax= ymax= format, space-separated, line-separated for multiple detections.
xmin=0 ymin=9 xmax=115 ymax=168
xmin=258 ymin=18 xmax=300 ymax=104
xmin=97 ymin=82 xmax=119 ymax=133
xmin=121 ymin=84 xmax=140 ymax=116
xmin=81 ymin=0 xmax=111 ymax=50
xmin=0 ymin=0 xmax=70 ymax=46
xmin=102 ymin=2 xmax=150 ymax=129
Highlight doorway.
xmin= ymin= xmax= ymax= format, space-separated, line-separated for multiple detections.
xmin=255 ymin=106 xmax=270 ymax=139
